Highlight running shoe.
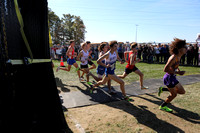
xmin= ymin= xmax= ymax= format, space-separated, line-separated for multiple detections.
xmin=141 ymin=86 xmax=149 ymax=89
xmin=90 ymin=86 xmax=94 ymax=94
xmin=159 ymin=106 xmax=173 ymax=112
xmin=56 ymin=66 xmax=60 ymax=72
xmin=87 ymin=82 xmax=93 ymax=85
xmin=79 ymin=77 xmax=85 ymax=82
xmin=158 ymin=87 xmax=163 ymax=96
xmin=123 ymin=96 xmax=133 ymax=102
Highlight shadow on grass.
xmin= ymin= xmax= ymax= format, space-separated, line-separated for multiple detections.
xmin=137 ymin=93 xmax=200 ymax=124
xmin=55 ymin=77 xmax=70 ymax=93
xmin=106 ymin=100 xmax=184 ymax=133
xmin=62 ymin=82 xmax=184 ymax=132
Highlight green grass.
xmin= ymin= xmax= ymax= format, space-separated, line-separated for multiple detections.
xmin=53 ymin=60 xmax=200 ymax=85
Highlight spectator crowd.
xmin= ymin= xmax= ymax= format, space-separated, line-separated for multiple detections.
xmin=50 ymin=42 xmax=199 ymax=66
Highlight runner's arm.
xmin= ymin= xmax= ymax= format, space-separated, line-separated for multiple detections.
xmin=66 ymin=46 xmax=72 ymax=57
xmin=76 ymin=51 xmax=83 ymax=61
xmin=97 ymin=53 xmax=110 ymax=68
xmin=163 ymin=55 xmax=175 ymax=74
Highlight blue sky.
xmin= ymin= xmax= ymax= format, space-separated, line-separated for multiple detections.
xmin=48 ymin=0 xmax=200 ymax=43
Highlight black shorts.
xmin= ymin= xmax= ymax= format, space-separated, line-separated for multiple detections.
xmin=80 ymin=64 xmax=88 ymax=69
xmin=88 ymin=60 xmax=94 ymax=65
xmin=125 ymin=66 xmax=138 ymax=74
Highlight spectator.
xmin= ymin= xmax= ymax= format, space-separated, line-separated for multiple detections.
xmin=193 ymin=43 xmax=199 ymax=66
xmin=187 ymin=44 xmax=194 ymax=65
xmin=137 ymin=45 xmax=142 ymax=60
xmin=117 ymin=44 xmax=123 ymax=59
xmin=154 ymin=45 xmax=160 ymax=63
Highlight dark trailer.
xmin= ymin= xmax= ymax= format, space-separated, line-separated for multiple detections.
xmin=0 ymin=0 xmax=71 ymax=132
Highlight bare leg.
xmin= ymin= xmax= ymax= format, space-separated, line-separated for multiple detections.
xmin=109 ymin=74 xmax=126 ymax=96
xmin=73 ymin=63 xmax=80 ymax=78
xmin=89 ymin=63 xmax=96 ymax=70
xmin=88 ymin=72 xmax=101 ymax=81
xmin=117 ymin=72 xmax=128 ymax=79
xmin=175 ymin=83 xmax=185 ymax=94
xmin=134 ymin=69 xmax=144 ymax=87
xmin=92 ymin=75 xmax=109 ymax=89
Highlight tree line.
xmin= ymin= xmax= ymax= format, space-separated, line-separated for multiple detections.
xmin=48 ymin=8 xmax=86 ymax=45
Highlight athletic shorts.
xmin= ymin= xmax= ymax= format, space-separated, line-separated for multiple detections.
xmin=80 ymin=64 xmax=88 ymax=69
xmin=88 ymin=60 xmax=94 ymax=65
xmin=105 ymin=67 xmax=115 ymax=77
xmin=67 ymin=58 xmax=76 ymax=65
xmin=97 ymin=67 xmax=105 ymax=75
xmin=163 ymin=73 xmax=179 ymax=88
xmin=125 ymin=66 xmax=138 ymax=74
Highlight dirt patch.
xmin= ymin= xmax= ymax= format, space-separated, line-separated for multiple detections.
xmin=65 ymin=91 xmax=200 ymax=133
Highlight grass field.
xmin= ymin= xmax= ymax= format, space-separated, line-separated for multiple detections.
xmin=53 ymin=60 xmax=200 ymax=86
xmin=53 ymin=60 xmax=200 ymax=133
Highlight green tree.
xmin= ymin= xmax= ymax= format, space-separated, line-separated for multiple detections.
xmin=62 ymin=14 xmax=86 ymax=45
xmin=48 ymin=8 xmax=61 ymax=44
xmin=48 ymin=9 xmax=86 ymax=45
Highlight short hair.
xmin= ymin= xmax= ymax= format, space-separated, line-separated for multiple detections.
xmin=130 ymin=42 xmax=137 ymax=49
xmin=86 ymin=41 xmax=91 ymax=44
xmin=98 ymin=43 xmax=107 ymax=52
xmin=169 ymin=38 xmax=186 ymax=55
xmin=81 ymin=42 xmax=87 ymax=49
xmin=69 ymin=40 xmax=74 ymax=45
xmin=109 ymin=40 xmax=118 ymax=48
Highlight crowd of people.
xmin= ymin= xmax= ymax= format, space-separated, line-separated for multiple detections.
xmin=50 ymin=42 xmax=199 ymax=66
xmin=54 ymin=38 xmax=194 ymax=112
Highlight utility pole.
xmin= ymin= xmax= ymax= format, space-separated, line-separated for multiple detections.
xmin=135 ymin=24 xmax=138 ymax=42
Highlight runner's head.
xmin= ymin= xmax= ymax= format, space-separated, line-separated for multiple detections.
xmin=98 ymin=42 xmax=108 ymax=52
xmin=86 ymin=41 xmax=91 ymax=49
xmin=109 ymin=40 xmax=118 ymax=51
xmin=170 ymin=38 xmax=187 ymax=55
xmin=130 ymin=42 xmax=138 ymax=52
xmin=69 ymin=40 xmax=75 ymax=46
xmin=81 ymin=42 xmax=87 ymax=50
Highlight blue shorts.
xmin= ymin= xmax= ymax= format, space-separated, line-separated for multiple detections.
xmin=67 ymin=58 xmax=76 ymax=65
xmin=163 ymin=73 xmax=179 ymax=88
xmin=97 ymin=66 xmax=106 ymax=76
xmin=105 ymin=67 xmax=115 ymax=76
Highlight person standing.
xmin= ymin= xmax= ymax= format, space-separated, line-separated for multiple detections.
xmin=193 ymin=43 xmax=199 ymax=66
xmin=158 ymin=38 xmax=187 ymax=112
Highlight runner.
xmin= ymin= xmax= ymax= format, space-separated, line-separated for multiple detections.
xmin=76 ymin=42 xmax=93 ymax=85
xmin=90 ymin=40 xmax=132 ymax=101
xmin=87 ymin=42 xmax=115 ymax=94
xmin=158 ymin=38 xmax=187 ymax=112
xmin=117 ymin=42 xmax=148 ymax=89
xmin=80 ymin=41 xmax=97 ymax=79
xmin=56 ymin=40 xmax=81 ymax=80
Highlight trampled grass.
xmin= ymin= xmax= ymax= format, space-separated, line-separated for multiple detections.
xmin=53 ymin=60 xmax=200 ymax=86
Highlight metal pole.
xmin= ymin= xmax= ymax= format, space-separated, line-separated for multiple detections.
xmin=135 ymin=24 xmax=138 ymax=42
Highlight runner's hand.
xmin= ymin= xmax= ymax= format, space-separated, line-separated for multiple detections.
xmin=178 ymin=71 xmax=185 ymax=75
xmin=106 ymin=64 xmax=111 ymax=68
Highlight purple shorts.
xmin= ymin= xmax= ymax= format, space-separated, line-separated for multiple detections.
xmin=163 ymin=73 xmax=179 ymax=88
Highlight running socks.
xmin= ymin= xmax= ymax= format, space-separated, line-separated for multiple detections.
xmin=87 ymin=82 xmax=93 ymax=85
xmin=159 ymin=102 xmax=173 ymax=112
xmin=123 ymin=96 xmax=133 ymax=102
xmin=158 ymin=87 xmax=168 ymax=96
